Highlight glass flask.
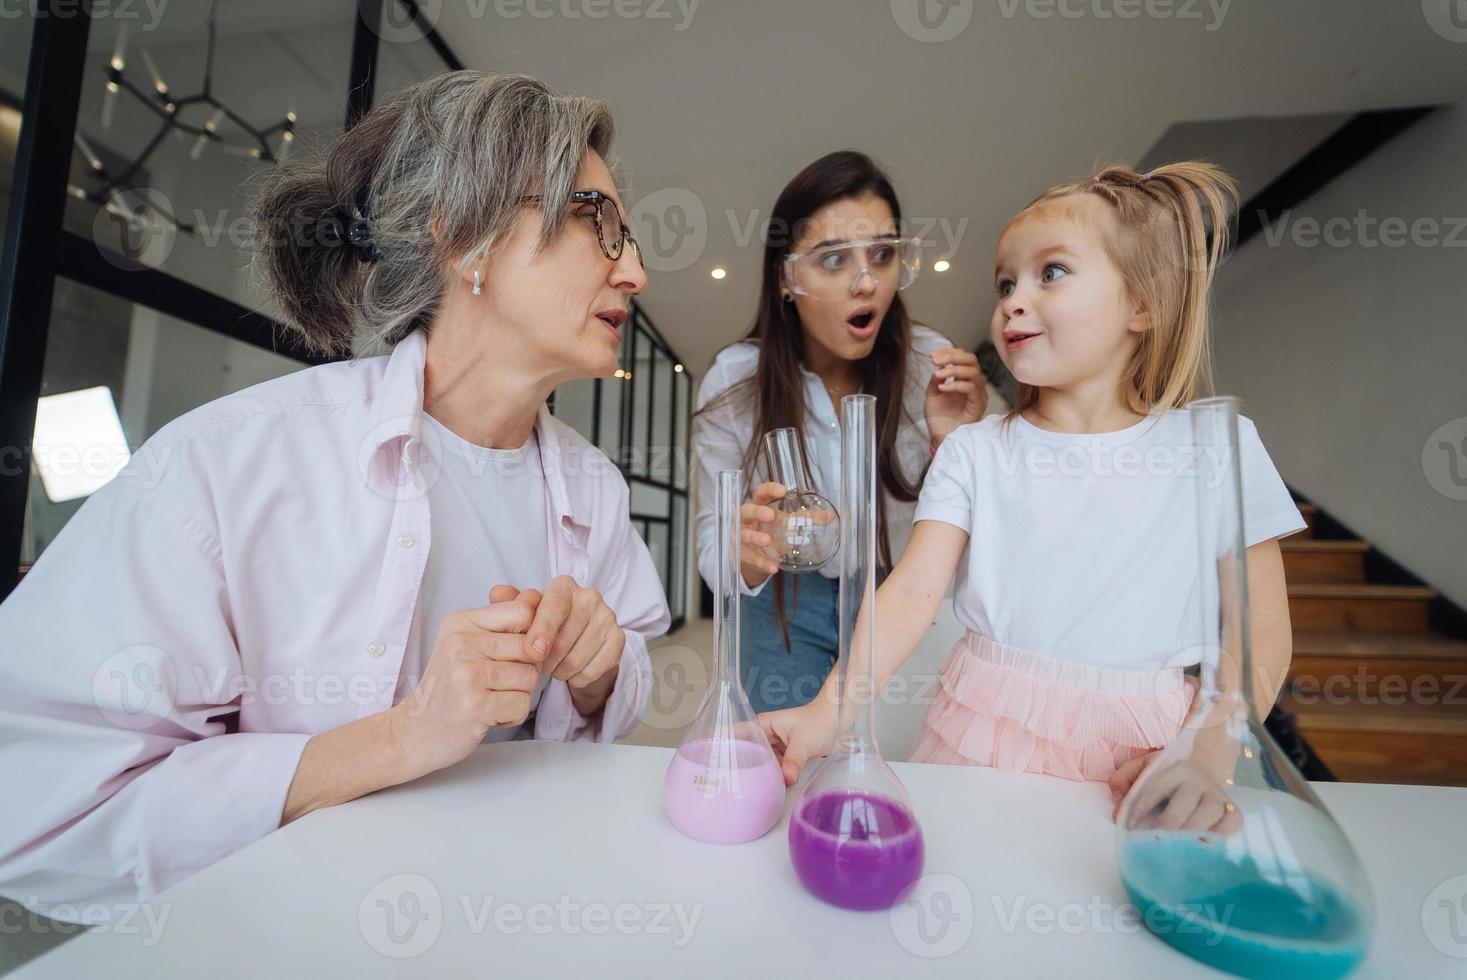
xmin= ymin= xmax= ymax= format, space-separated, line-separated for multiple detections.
xmin=759 ymin=427 xmax=840 ymax=573
xmin=787 ymin=394 xmax=925 ymax=910
xmin=1114 ymin=396 xmax=1374 ymax=979
xmin=663 ymin=469 xmax=786 ymax=844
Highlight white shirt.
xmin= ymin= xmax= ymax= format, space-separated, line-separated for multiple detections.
xmin=693 ymin=324 xmax=964 ymax=597
xmin=0 ymin=329 xmax=669 ymax=918
xmin=914 ymin=411 xmax=1305 ymax=671
xmin=395 ymin=414 xmax=553 ymax=740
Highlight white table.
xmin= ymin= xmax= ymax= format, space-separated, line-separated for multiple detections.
xmin=13 ymin=740 xmax=1467 ymax=978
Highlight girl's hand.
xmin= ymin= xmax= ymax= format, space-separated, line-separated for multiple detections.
xmin=924 ymin=347 xmax=987 ymax=448
xmin=1109 ymin=751 xmax=1244 ymax=834
xmin=759 ymin=700 xmax=840 ymax=786
xmin=740 ymin=482 xmax=786 ymax=589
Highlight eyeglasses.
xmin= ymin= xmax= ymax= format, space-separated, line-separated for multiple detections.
xmin=783 ymin=236 xmax=922 ymax=300
xmin=522 ymin=190 xmax=643 ymax=268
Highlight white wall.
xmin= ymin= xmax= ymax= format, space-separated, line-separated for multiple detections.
xmin=119 ymin=306 xmax=303 ymax=442
xmin=1214 ymin=105 xmax=1467 ymax=608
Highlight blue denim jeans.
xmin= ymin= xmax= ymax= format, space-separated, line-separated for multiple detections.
xmin=739 ymin=572 xmax=839 ymax=712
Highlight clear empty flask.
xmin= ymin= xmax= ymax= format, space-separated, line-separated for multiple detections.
xmin=759 ymin=427 xmax=840 ymax=573
xmin=1115 ymin=396 xmax=1374 ymax=979
xmin=787 ymin=394 xmax=924 ymax=910
xmin=663 ymin=470 xmax=786 ymax=844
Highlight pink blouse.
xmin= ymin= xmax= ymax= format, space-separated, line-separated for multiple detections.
xmin=0 ymin=329 xmax=670 ymax=918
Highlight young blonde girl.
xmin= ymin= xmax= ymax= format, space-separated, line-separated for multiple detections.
xmin=760 ymin=162 xmax=1305 ymax=827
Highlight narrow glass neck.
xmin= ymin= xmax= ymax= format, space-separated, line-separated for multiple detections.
xmin=1189 ymin=397 xmax=1257 ymax=716
xmin=836 ymin=395 xmax=878 ymax=744
xmin=714 ymin=469 xmax=741 ymax=685
xmin=763 ymin=427 xmax=812 ymax=494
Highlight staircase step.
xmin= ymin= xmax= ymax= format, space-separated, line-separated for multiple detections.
xmin=1288 ymin=583 xmax=1435 ymax=633
xmin=1281 ymin=539 xmax=1368 ymax=583
xmin=1283 ymin=696 xmax=1467 ymax=785
xmin=1295 ymin=501 xmax=1317 ymax=539
xmin=1292 ymin=630 xmax=1467 ymax=660
xmin=1288 ymin=630 xmax=1467 ymax=707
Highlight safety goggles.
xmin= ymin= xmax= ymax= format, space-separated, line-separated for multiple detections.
xmin=782 ymin=236 xmax=922 ymax=300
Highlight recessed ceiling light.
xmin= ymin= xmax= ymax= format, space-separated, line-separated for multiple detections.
xmin=933 ymin=259 xmax=951 ymax=273
xmin=710 ymin=267 xmax=727 ymax=280
xmin=613 ymin=369 xmax=625 ymax=378
xmin=674 ymin=364 xmax=684 ymax=373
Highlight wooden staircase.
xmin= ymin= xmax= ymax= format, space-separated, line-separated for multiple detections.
xmin=1280 ymin=502 xmax=1467 ymax=786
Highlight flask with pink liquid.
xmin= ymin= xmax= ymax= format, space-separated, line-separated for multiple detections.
xmin=662 ymin=470 xmax=786 ymax=844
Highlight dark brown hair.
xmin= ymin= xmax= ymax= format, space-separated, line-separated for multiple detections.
xmin=696 ymin=150 xmax=925 ymax=650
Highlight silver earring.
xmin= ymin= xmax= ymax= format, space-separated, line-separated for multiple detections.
xmin=471 ymin=270 xmax=481 ymax=296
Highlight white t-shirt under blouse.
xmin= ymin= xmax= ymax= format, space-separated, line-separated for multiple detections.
xmin=395 ymin=411 xmax=553 ymax=739
xmin=914 ymin=410 xmax=1306 ymax=671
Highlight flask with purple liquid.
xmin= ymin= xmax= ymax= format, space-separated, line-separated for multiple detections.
xmin=787 ymin=394 xmax=924 ymax=910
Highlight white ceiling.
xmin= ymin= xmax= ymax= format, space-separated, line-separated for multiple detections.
xmin=421 ymin=0 xmax=1466 ymax=375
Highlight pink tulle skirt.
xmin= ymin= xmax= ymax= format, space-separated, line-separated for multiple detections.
xmin=908 ymin=632 xmax=1198 ymax=782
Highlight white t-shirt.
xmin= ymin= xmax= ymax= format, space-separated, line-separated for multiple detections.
xmin=395 ymin=412 xmax=553 ymax=740
xmin=914 ymin=410 xmax=1306 ymax=671
xmin=693 ymin=324 xmax=1005 ymax=597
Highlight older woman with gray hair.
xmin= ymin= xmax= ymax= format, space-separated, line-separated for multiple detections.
xmin=0 ymin=71 xmax=669 ymax=917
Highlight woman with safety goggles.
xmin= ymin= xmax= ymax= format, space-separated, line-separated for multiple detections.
xmin=692 ymin=150 xmax=999 ymax=712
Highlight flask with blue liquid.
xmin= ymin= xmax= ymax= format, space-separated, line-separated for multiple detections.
xmin=1113 ymin=396 xmax=1375 ymax=979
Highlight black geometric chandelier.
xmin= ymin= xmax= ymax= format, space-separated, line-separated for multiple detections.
xmin=69 ymin=0 xmax=295 ymax=236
